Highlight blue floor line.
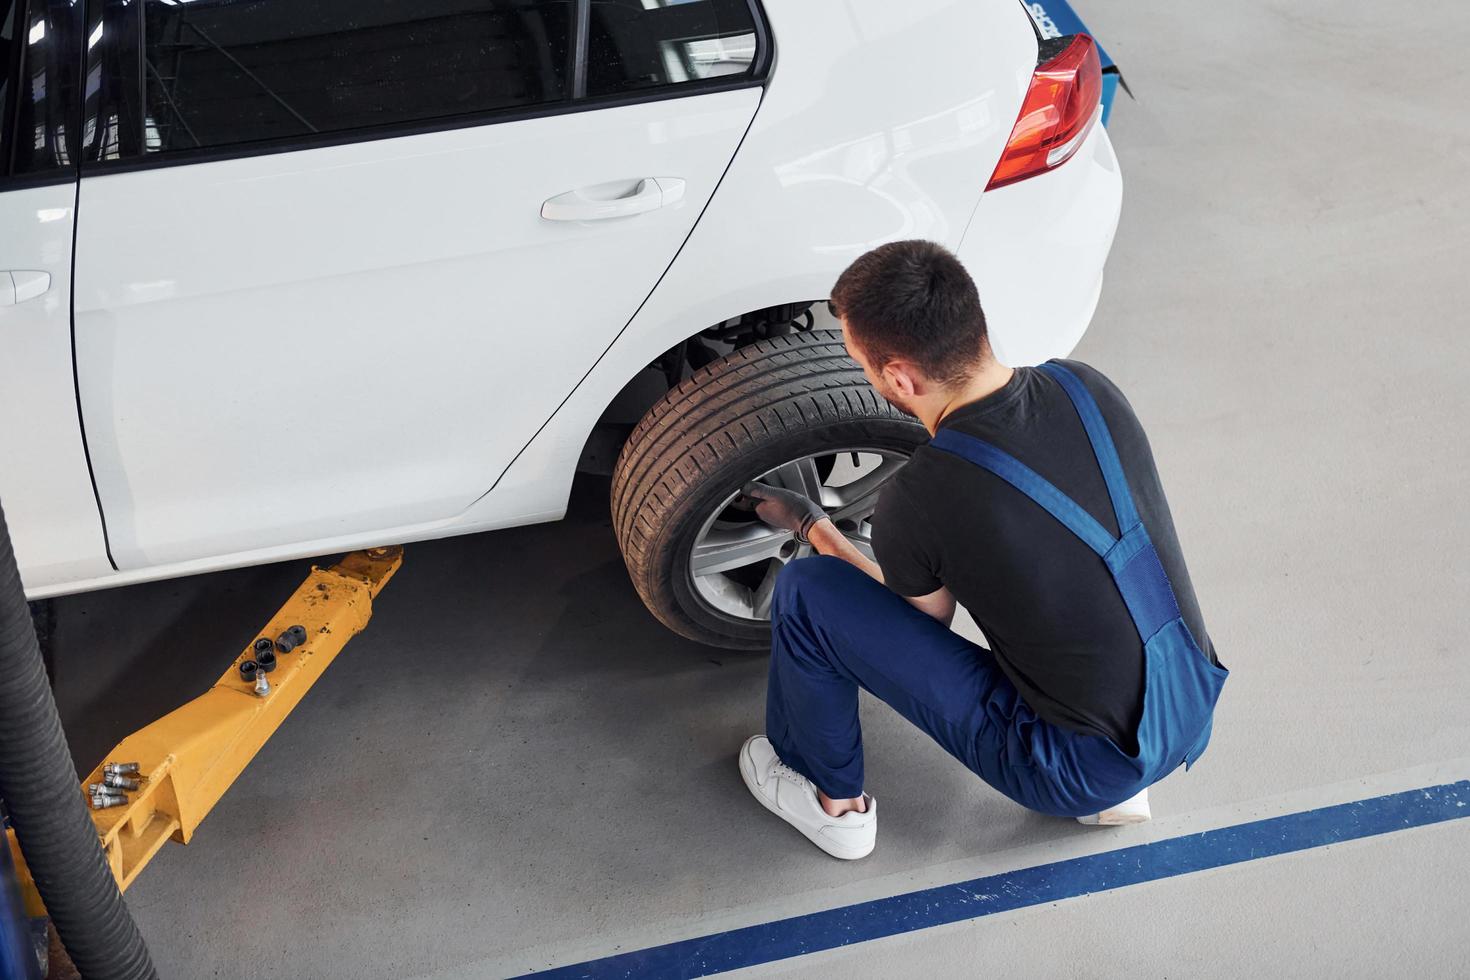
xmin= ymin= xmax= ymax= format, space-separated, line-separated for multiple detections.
xmin=521 ymin=780 xmax=1470 ymax=978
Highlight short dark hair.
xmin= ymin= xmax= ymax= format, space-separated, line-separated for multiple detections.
xmin=830 ymin=240 xmax=989 ymax=386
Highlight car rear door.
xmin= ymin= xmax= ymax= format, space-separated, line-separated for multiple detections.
xmin=0 ymin=0 xmax=116 ymax=591
xmin=71 ymin=0 xmax=767 ymax=569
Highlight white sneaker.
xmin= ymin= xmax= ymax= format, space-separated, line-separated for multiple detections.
xmin=1076 ymin=787 xmax=1151 ymax=826
xmin=738 ymin=735 xmax=877 ymax=860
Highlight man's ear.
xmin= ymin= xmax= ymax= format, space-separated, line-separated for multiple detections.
xmin=883 ymin=360 xmax=922 ymax=398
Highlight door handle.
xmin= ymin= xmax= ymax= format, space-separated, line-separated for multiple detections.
xmin=541 ymin=177 xmax=686 ymax=222
xmin=0 ymin=271 xmax=51 ymax=306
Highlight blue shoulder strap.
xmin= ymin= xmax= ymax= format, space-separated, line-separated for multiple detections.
xmin=928 ymin=428 xmax=1116 ymax=557
xmin=928 ymin=363 xmax=1186 ymax=646
xmin=1036 ymin=362 xmax=1141 ymax=533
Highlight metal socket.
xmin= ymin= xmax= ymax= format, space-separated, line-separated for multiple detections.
xmin=239 ymin=658 xmax=269 ymax=694
xmin=274 ymin=624 xmax=308 ymax=653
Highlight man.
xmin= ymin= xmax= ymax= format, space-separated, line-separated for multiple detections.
xmin=737 ymin=240 xmax=1227 ymax=860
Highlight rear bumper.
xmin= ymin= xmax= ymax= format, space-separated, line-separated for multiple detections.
xmin=954 ymin=120 xmax=1122 ymax=366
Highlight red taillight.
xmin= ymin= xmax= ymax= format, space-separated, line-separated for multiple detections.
xmin=986 ymin=34 xmax=1103 ymax=190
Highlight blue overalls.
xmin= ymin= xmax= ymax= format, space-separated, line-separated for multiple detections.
xmin=765 ymin=362 xmax=1228 ymax=817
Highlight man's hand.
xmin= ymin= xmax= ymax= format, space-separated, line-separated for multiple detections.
xmin=746 ymin=481 xmax=950 ymax=624
xmin=747 ymin=484 xmax=896 ymax=589
xmin=742 ymin=483 xmax=827 ymax=543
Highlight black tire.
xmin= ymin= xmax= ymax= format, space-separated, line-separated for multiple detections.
xmin=612 ymin=330 xmax=926 ymax=649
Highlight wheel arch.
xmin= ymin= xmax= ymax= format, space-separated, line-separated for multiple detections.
xmin=573 ymin=298 xmax=829 ymax=476
xmin=451 ymin=281 xmax=843 ymax=534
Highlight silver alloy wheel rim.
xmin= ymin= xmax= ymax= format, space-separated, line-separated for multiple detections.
xmin=688 ymin=450 xmax=908 ymax=622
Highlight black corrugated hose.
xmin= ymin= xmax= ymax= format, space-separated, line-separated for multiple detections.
xmin=0 ymin=499 xmax=156 ymax=979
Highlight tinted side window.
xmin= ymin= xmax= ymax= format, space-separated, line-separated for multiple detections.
xmin=2 ymin=0 xmax=81 ymax=181
xmin=585 ymin=0 xmax=758 ymax=98
xmin=142 ymin=0 xmax=574 ymax=154
xmin=0 ymin=0 xmax=15 ymax=175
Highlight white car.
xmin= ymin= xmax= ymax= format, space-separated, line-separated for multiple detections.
xmin=0 ymin=0 xmax=1120 ymax=648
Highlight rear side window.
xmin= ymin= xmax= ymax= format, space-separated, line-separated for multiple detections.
xmin=141 ymin=0 xmax=576 ymax=154
xmin=83 ymin=0 xmax=767 ymax=165
xmin=586 ymin=0 xmax=759 ymax=98
xmin=0 ymin=0 xmax=16 ymax=176
xmin=1 ymin=0 xmax=81 ymax=182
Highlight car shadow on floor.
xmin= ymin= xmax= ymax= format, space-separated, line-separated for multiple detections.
xmin=48 ymin=472 xmax=739 ymax=772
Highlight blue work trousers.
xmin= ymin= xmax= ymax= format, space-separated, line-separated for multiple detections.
xmin=766 ymin=555 xmax=1127 ymax=817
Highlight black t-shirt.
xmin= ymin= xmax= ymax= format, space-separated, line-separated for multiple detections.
xmin=872 ymin=360 xmax=1216 ymax=752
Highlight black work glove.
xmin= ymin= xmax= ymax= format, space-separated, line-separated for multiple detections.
xmin=741 ymin=483 xmax=827 ymax=543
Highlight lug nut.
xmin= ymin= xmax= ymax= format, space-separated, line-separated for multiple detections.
xmin=89 ymin=781 xmax=134 ymax=797
xmin=103 ymin=762 xmax=141 ymax=777
xmin=90 ymin=793 xmax=127 ymax=810
xmin=103 ymin=772 xmax=141 ymax=791
xmin=274 ymin=624 xmax=308 ymax=653
xmin=253 ymin=637 xmax=274 ymax=658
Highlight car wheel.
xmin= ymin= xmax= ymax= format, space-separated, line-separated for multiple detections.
xmin=612 ymin=330 xmax=926 ymax=649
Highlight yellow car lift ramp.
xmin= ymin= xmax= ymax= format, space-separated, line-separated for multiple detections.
xmin=7 ymin=546 xmax=402 ymax=908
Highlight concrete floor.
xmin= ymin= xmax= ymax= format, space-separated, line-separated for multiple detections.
xmin=48 ymin=0 xmax=1470 ymax=975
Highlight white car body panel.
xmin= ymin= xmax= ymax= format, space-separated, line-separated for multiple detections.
xmin=960 ymin=118 xmax=1122 ymax=367
xmin=73 ymin=89 xmax=760 ymax=570
xmin=13 ymin=0 xmax=1122 ymax=598
xmin=0 ymin=186 xmax=115 ymax=585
